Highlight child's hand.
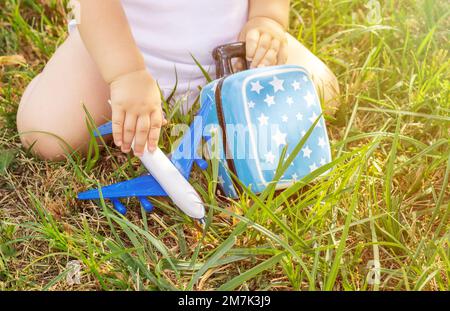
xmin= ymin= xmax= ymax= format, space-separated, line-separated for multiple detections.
xmin=239 ymin=16 xmax=288 ymax=68
xmin=109 ymin=69 xmax=165 ymax=156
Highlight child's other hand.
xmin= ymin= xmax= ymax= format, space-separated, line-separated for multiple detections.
xmin=109 ymin=69 xmax=166 ymax=156
xmin=239 ymin=16 xmax=288 ymax=68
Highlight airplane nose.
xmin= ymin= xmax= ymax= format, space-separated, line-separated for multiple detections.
xmin=139 ymin=147 xmax=206 ymax=220
xmin=138 ymin=197 xmax=154 ymax=212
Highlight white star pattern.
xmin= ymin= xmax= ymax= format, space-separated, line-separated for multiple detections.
xmin=302 ymin=145 xmax=312 ymax=158
xmin=244 ymin=73 xmax=331 ymax=188
xmin=218 ymin=175 xmax=225 ymax=185
xmin=318 ymin=136 xmax=326 ymax=148
xmin=304 ymin=91 xmax=316 ymax=107
xmin=250 ymin=81 xmax=264 ymax=94
xmin=272 ymin=129 xmax=287 ymax=147
xmin=291 ymin=80 xmax=300 ymax=91
xmin=269 ymin=76 xmax=285 ymax=93
xmin=286 ymin=96 xmax=294 ymax=106
xmin=264 ymin=94 xmax=276 ymax=107
xmin=309 ymin=162 xmax=318 ymax=172
xmin=265 ymin=151 xmax=275 ymax=164
xmin=258 ymin=113 xmax=269 ymax=126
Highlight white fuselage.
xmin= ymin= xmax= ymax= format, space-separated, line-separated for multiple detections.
xmin=137 ymin=147 xmax=205 ymax=219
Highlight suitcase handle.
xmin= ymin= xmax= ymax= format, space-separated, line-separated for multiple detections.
xmin=212 ymin=42 xmax=248 ymax=78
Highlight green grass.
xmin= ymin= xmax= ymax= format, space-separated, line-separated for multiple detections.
xmin=0 ymin=0 xmax=449 ymax=290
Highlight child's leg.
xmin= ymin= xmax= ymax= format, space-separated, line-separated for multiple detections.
xmin=285 ymin=33 xmax=340 ymax=115
xmin=17 ymin=29 xmax=111 ymax=161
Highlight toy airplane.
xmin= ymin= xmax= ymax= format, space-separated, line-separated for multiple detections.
xmin=77 ymin=97 xmax=214 ymax=222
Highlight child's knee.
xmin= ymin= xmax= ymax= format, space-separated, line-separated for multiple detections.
xmin=310 ymin=63 xmax=340 ymax=115
xmin=19 ymin=74 xmax=42 ymax=107
xmin=19 ymin=132 xmax=70 ymax=161
xmin=297 ymin=55 xmax=340 ymax=115
xmin=285 ymin=34 xmax=341 ymax=114
xmin=17 ymin=108 xmax=84 ymax=161
xmin=16 ymin=77 xmax=92 ymax=160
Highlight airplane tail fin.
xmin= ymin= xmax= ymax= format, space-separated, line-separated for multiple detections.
xmin=171 ymin=96 xmax=213 ymax=179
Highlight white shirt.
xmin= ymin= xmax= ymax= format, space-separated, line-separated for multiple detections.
xmin=121 ymin=0 xmax=249 ymax=105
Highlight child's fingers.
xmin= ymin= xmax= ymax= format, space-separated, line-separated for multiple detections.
xmin=133 ymin=115 xmax=150 ymax=157
xmin=251 ymin=33 xmax=272 ymax=68
xmin=245 ymin=29 xmax=260 ymax=62
xmin=259 ymin=39 xmax=280 ymax=67
xmin=111 ymin=108 xmax=125 ymax=147
xmin=277 ymin=40 xmax=289 ymax=65
xmin=121 ymin=113 xmax=138 ymax=153
xmin=148 ymin=109 xmax=163 ymax=152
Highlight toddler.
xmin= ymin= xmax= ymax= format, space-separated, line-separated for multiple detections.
xmin=17 ymin=0 xmax=339 ymax=160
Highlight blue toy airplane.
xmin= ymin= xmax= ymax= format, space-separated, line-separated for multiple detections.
xmin=77 ymin=97 xmax=214 ymax=221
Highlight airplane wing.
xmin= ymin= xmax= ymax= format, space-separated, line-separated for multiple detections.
xmin=78 ymin=174 xmax=167 ymax=200
xmin=77 ymin=174 xmax=167 ymax=214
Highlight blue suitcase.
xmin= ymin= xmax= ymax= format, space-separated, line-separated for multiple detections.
xmin=199 ymin=43 xmax=332 ymax=198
